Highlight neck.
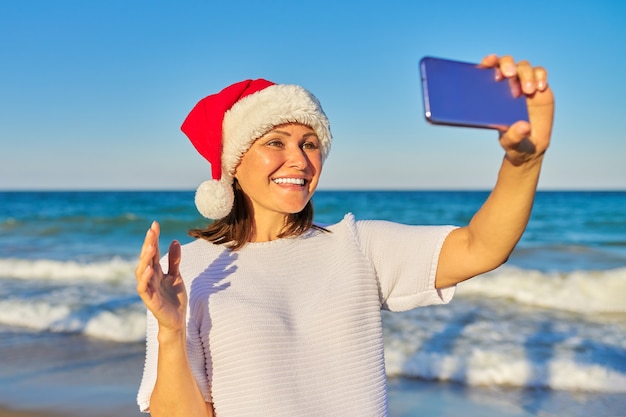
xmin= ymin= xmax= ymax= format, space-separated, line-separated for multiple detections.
xmin=250 ymin=212 xmax=289 ymax=242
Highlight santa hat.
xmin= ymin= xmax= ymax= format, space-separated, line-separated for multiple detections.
xmin=181 ymin=79 xmax=332 ymax=219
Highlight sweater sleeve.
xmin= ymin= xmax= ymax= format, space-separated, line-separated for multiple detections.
xmin=136 ymin=253 xmax=212 ymax=413
xmin=354 ymin=218 xmax=457 ymax=311
xmin=136 ymin=308 xmax=159 ymax=413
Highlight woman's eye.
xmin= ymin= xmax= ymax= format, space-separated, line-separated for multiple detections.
xmin=266 ymin=140 xmax=283 ymax=147
xmin=303 ymin=141 xmax=319 ymax=150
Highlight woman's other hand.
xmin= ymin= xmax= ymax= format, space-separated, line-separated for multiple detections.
xmin=135 ymin=221 xmax=187 ymax=332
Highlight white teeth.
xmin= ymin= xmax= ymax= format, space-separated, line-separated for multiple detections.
xmin=273 ymin=178 xmax=305 ymax=185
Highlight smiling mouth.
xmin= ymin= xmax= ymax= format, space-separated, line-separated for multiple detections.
xmin=272 ymin=178 xmax=306 ymax=186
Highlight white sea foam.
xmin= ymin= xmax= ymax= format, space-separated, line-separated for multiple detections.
xmin=382 ymin=289 xmax=626 ymax=393
xmin=1 ymin=257 xmax=625 ymax=392
xmin=0 ymin=298 xmax=147 ymax=342
xmin=0 ymin=299 xmax=73 ymax=330
xmin=83 ymin=308 xmax=147 ymax=342
xmin=385 ymin=348 xmax=626 ymax=393
xmin=457 ymin=266 xmax=626 ymax=314
xmin=0 ymin=257 xmax=136 ymax=283
xmin=3 ymin=259 xmax=625 ymax=315
xmin=0 ymin=256 xmax=146 ymax=342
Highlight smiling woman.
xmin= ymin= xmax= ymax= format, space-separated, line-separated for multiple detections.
xmin=182 ymin=80 xmax=332 ymax=250
xmin=188 ymin=123 xmax=329 ymax=250
xmin=181 ymin=80 xmax=332 ymax=221
xmin=135 ymin=55 xmax=555 ymax=417
xmin=233 ymin=123 xmax=323 ymax=241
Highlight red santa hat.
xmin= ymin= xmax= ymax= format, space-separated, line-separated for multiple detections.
xmin=181 ymin=79 xmax=332 ymax=219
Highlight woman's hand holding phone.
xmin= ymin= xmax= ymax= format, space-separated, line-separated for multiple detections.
xmin=480 ymin=54 xmax=555 ymax=167
xmin=435 ymin=54 xmax=555 ymax=289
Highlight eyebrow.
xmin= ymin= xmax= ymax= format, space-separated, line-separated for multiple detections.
xmin=270 ymin=129 xmax=319 ymax=139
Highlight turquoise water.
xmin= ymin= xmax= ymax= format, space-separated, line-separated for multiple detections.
xmin=2 ymin=190 xmax=625 ymax=269
xmin=0 ymin=190 xmax=625 ymax=393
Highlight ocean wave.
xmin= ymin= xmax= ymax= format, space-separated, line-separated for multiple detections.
xmin=0 ymin=298 xmax=146 ymax=343
xmin=2 ymin=258 xmax=625 ymax=316
xmin=0 ymin=257 xmax=137 ymax=283
xmin=1 ymin=257 xmax=624 ymax=393
xmin=4 ymin=293 xmax=623 ymax=393
xmin=385 ymin=348 xmax=626 ymax=393
xmin=382 ymin=294 xmax=626 ymax=394
xmin=457 ymin=266 xmax=626 ymax=314
xmin=0 ymin=257 xmax=147 ymax=342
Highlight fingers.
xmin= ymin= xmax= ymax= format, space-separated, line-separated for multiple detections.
xmin=516 ymin=60 xmax=534 ymax=95
xmin=136 ymin=221 xmax=182 ymax=286
xmin=168 ymin=240 xmax=182 ymax=277
xmin=135 ymin=221 xmax=161 ymax=296
xmin=138 ymin=222 xmax=159 ymax=267
xmin=533 ymin=66 xmax=548 ymax=91
xmin=498 ymin=121 xmax=539 ymax=165
xmin=484 ymin=53 xmax=554 ymax=160
xmin=142 ymin=222 xmax=159 ymax=261
xmin=480 ymin=54 xmax=550 ymax=96
xmin=479 ymin=53 xmax=499 ymax=68
xmin=146 ymin=221 xmax=161 ymax=265
xmin=499 ymin=121 xmax=531 ymax=149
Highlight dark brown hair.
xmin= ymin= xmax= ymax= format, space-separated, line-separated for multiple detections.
xmin=188 ymin=180 xmax=327 ymax=250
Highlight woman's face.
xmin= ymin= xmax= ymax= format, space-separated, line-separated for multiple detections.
xmin=234 ymin=123 xmax=323 ymax=221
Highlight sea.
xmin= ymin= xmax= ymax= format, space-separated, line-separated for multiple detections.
xmin=1 ymin=190 xmax=625 ymax=413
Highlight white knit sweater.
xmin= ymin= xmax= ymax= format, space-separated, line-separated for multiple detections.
xmin=137 ymin=213 xmax=456 ymax=416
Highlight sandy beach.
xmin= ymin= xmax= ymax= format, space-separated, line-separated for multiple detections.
xmin=2 ymin=326 xmax=625 ymax=417
xmin=0 ymin=327 xmax=144 ymax=417
xmin=0 ymin=408 xmax=79 ymax=417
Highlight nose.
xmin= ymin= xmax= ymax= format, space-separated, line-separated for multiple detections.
xmin=286 ymin=145 xmax=308 ymax=170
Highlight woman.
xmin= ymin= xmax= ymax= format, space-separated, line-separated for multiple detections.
xmin=136 ymin=54 xmax=554 ymax=416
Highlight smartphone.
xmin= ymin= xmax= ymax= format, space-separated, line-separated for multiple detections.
xmin=419 ymin=56 xmax=528 ymax=130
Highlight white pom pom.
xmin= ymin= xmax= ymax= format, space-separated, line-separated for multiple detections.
xmin=194 ymin=179 xmax=234 ymax=219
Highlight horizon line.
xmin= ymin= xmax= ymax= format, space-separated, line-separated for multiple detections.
xmin=1 ymin=188 xmax=625 ymax=193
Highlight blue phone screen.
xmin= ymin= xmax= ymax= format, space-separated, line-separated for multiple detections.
xmin=420 ymin=57 xmax=528 ymax=130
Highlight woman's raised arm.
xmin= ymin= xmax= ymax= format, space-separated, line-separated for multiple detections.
xmin=135 ymin=222 xmax=213 ymax=417
xmin=435 ymin=54 xmax=555 ymax=289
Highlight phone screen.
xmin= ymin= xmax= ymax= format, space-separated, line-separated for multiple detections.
xmin=419 ymin=56 xmax=528 ymax=130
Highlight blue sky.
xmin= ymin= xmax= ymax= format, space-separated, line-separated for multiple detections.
xmin=1 ymin=0 xmax=625 ymax=190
